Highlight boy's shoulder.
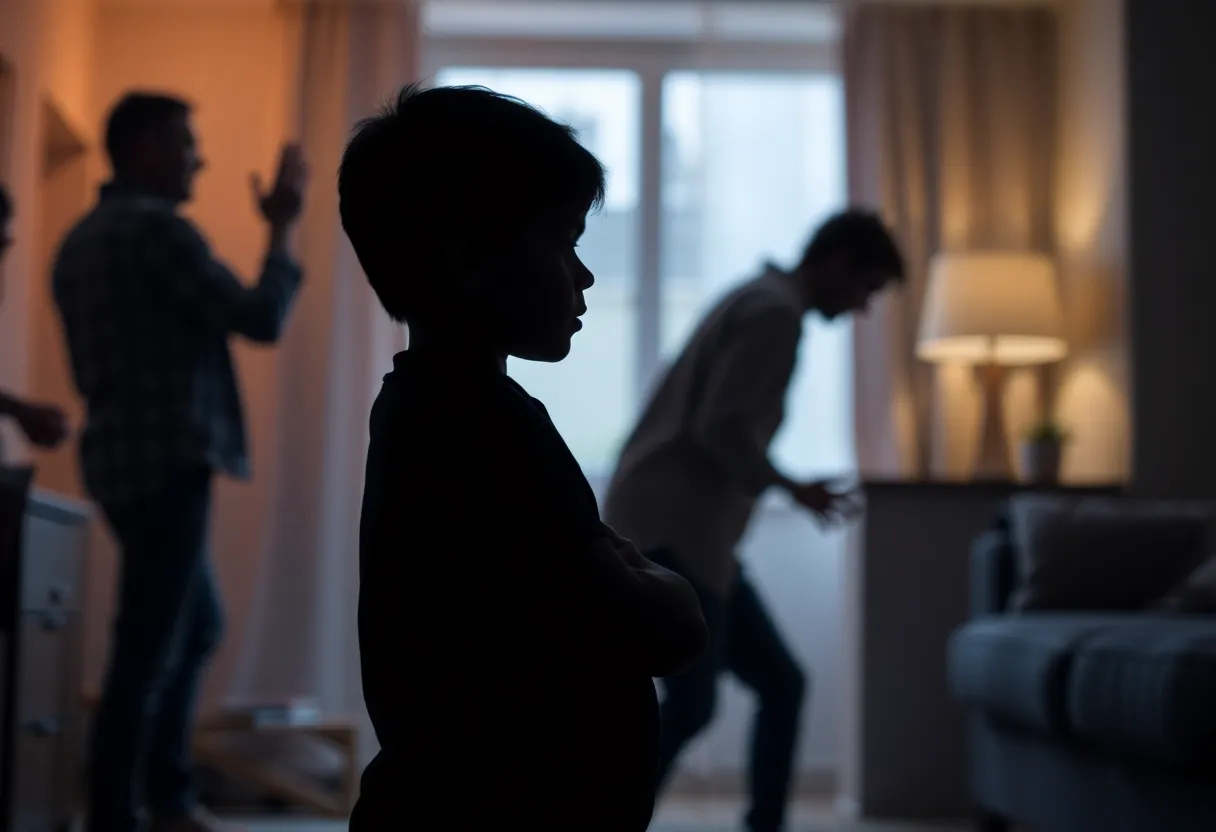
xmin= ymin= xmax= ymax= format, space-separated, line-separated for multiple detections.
xmin=369 ymin=351 xmax=536 ymax=448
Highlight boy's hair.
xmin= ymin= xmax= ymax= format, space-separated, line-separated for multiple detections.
xmin=0 ymin=183 xmax=10 ymax=221
xmin=799 ymin=209 xmax=906 ymax=284
xmin=104 ymin=92 xmax=192 ymax=173
xmin=339 ymin=83 xmax=607 ymax=324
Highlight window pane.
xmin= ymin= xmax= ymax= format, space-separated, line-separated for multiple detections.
xmin=435 ymin=68 xmax=640 ymax=477
xmin=659 ymin=72 xmax=853 ymax=478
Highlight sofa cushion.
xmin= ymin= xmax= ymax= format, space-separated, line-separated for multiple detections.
xmin=1068 ymin=617 xmax=1216 ymax=768
xmin=1007 ymin=495 xmax=1213 ymax=612
xmin=1156 ymin=556 xmax=1216 ymax=614
xmin=949 ymin=614 xmax=1131 ymax=736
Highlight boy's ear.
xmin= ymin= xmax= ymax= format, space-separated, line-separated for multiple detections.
xmin=442 ymin=231 xmax=502 ymax=307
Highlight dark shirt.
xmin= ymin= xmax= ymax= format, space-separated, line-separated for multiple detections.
xmin=353 ymin=348 xmax=659 ymax=831
xmin=51 ymin=182 xmax=302 ymax=505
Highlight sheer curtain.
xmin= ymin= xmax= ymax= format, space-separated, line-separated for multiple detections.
xmin=844 ymin=3 xmax=1058 ymax=479
xmin=227 ymin=0 xmax=418 ymax=769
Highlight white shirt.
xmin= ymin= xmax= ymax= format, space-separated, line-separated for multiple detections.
xmin=603 ymin=265 xmax=806 ymax=595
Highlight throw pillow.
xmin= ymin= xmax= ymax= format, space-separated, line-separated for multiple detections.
xmin=1007 ymin=494 xmax=1214 ymax=612
xmin=1155 ymin=556 xmax=1216 ymax=614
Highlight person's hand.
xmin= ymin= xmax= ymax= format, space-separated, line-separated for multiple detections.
xmin=13 ymin=401 xmax=69 ymax=449
xmin=788 ymin=479 xmax=863 ymax=528
xmin=251 ymin=143 xmax=308 ymax=228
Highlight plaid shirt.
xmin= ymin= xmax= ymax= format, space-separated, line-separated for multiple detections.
xmin=52 ymin=182 xmax=303 ymax=506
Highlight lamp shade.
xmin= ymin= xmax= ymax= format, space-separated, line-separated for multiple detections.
xmin=916 ymin=251 xmax=1067 ymax=365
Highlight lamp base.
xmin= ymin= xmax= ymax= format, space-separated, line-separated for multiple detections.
xmin=973 ymin=362 xmax=1012 ymax=480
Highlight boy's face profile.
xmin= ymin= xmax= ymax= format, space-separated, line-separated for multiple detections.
xmin=482 ymin=200 xmax=594 ymax=363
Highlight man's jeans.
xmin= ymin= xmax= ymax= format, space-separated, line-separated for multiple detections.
xmin=651 ymin=551 xmax=807 ymax=832
xmin=88 ymin=468 xmax=223 ymax=832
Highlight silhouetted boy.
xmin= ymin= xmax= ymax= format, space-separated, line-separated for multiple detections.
xmin=339 ymin=84 xmax=709 ymax=830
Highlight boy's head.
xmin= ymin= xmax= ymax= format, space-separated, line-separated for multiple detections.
xmin=795 ymin=209 xmax=906 ymax=320
xmin=339 ymin=83 xmax=605 ymax=362
xmin=104 ymin=91 xmax=203 ymax=204
xmin=0 ymin=183 xmax=11 ymax=263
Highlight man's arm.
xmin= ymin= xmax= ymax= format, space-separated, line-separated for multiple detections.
xmin=143 ymin=210 xmax=302 ymax=344
xmin=691 ymin=305 xmax=803 ymax=498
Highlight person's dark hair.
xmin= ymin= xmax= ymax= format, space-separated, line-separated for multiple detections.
xmin=339 ymin=83 xmax=607 ymax=324
xmin=799 ymin=209 xmax=906 ymax=283
xmin=104 ymin=92 xmax=192 ymax=172
xmin=0 ymin=183 xmax=10 ymax=222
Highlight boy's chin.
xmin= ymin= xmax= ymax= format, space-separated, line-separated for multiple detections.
xmin=512 ymin=336 xmax=573 ymax=364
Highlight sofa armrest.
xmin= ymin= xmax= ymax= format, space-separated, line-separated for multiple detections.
xmin=971 ymin=527 xmax=1017 ymax=617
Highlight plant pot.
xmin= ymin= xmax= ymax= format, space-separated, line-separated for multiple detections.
xmin=1019 ymin=438 xmax=1063 ymax=485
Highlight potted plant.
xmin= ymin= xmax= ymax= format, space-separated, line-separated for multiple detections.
xmin=1020 ymin=420 xmax=1068 ymax=485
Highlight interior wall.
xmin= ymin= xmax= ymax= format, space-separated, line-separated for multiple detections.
xmin=84 ymin=4 xmax=294 ymax=709
xmin=0 ymin=0 xmax=46 ymax=426
xmin=41 ymin=0 xmax=99 ymax=143
xmin=30 ymin=99 xmax=91 ymax=499
xmin=1052 ymin=0 xmax=1129 ymax=483
xmin=1125 ymin=0 xmax=1216 ymax=499
xmin=0 ymin=0 xmax=99 ymax=466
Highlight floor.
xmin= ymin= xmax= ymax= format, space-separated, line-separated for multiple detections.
xmin=235 ymin=798 xmax=968 ymax=832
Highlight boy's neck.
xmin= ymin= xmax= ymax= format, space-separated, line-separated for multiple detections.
xmin=407 ymin=330 xmax=506 ymax=373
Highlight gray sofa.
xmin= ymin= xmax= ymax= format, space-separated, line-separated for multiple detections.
xmin=948 ymin=507 xmax=1216 ymax=832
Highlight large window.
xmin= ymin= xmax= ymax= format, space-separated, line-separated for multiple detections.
xmin=426 ymin=2 xmax=850 ymax=484
xmin=659 ymin=71 xmax=851 ymax=480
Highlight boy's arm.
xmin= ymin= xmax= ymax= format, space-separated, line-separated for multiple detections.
xmin=431 ymin=399 xmax=708 ymax=678
xmin=574 ymin=533 xmax=709 ymax=678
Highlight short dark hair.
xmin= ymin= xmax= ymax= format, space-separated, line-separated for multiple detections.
xmin=0 ymin=183 xmax=10 ymax=221
xmin=104 ymin=91 xmax=192 ymax=172
xmin=339 ymin=83 xmax=607 ymax=325
xmin=799 ymin=209 xmax=906 ymax=283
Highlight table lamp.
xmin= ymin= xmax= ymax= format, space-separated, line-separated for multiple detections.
xmin=916 ymin=251 xmax=1067 ymax=480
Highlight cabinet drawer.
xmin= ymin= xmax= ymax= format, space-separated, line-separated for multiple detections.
xmin=20 ymin=512 xmax=84 ymax=614
xmin=11 ymin=712 xmax=81 ymax=832
xmin=17 ymin=614 xmax=78 ymax=723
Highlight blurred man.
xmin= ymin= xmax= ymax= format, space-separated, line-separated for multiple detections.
xmin=52 ymin=92 xmax=308 ymax=832
xmin=0 ymin=183 xmax=69 ymax=452
xmin=604 ymin=209 xmax=905 ymax=832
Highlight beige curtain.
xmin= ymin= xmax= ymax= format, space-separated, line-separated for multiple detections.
xmin=844 ymin=3 xmax=1058 ymax=478
xmin=228 ymin=0 xmax=418 ymax=767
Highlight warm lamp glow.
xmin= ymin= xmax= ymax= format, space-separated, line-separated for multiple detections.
xmin=916 ymin=251 xmax=1067 ymax=365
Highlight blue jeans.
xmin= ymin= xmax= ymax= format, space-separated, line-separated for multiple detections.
xmin=652 ymin=552 xmax=807 ymax=832
xmin=88 ymin=468 xmax=224 ymax=832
